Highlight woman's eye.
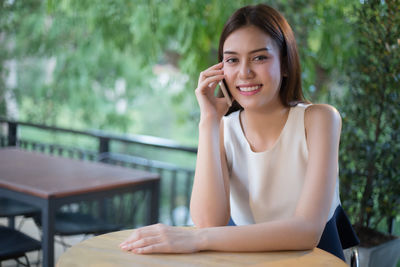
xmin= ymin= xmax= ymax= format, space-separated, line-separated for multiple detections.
xmin=225 ymin=58 xmax=238 ymax=63
xmin=254 ymin=55 xmax=267 ymax=61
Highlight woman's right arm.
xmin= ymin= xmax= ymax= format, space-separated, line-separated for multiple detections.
xmin=190 ymin=62 xmax=231 ymax=227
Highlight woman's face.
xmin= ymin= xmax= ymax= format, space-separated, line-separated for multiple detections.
xmin=222 ymin=25 xmax=283 ymax=111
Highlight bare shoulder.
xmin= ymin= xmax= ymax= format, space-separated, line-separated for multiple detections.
xmin=304 ymin=104 xmax=341 ymax=129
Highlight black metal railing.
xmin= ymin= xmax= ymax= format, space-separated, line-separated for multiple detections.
xmin=0 ymin=118 xmax=197 ymax=227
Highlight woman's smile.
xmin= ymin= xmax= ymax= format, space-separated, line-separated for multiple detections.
xmin=237 ymin=84 xmax=263 ymax=95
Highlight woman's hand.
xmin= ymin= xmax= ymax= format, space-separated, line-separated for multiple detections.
xmin=119 ymin=224 xmax=202 ymax=254
xmin=195 ymin=62 xmax=231 ymax=121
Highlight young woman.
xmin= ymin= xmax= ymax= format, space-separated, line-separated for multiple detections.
xmin=120 ymin=4 xmax=358 ymax=260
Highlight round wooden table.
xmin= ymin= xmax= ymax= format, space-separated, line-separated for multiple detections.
xmin=57 ymin=230 xmax=348 ymax=267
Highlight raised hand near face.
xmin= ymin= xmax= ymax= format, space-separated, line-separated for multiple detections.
xmin=195 ymin=62 xmax=231 ymax=121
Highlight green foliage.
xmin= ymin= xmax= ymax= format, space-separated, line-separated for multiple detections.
xmin=1 ymin=0 xmax=356 ymax=144
xmin=275 ymin=0 xmax=357 ymax=101
xmin=338 ymin=0 xmax=400 ymax=232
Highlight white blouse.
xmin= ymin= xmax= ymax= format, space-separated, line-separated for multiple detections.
xmin=223 ymin=103 xmax=341 ymax=225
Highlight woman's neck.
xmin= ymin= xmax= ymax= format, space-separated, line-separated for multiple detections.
xmin=240 ymin=103 xmax=290 ymax=152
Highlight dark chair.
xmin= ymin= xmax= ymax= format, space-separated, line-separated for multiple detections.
xmin=0 ymin=197 xmax=121 ymax=250
xmin=0 ymin=197 xmax=40 ymax=229
xmin=33 ymin=208 xmax=123 ymax=249
xmin=0 ymin=226 xmax=41 ymax=267
xmin=317 ymin=205 xmax=360 ymax=266
xmin=1 ymin=197 xmax=121 ymax=237
xmin=35 ymin=211 xmax=123 ymax=236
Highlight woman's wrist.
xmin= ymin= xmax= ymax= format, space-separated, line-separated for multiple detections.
xmin=199 ymin=114 xmax=221 ymax=128
xmin=194 ymin=227 xmax=210 ymax=251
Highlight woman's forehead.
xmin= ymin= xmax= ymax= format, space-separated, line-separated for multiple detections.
xmin=223 ymin=26 xmax=278 ymax=54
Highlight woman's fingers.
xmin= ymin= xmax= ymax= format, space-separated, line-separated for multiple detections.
xmin=201 ymin=62 xmax=223 ymax=74
xmin=195 ymin=63 xmax=230 ymax=119
xmin=198 ymin=62 xmax=223 ymax=82
xmin=121 ymin=236 xmax=161 ymax=251
xmin=199 ymin=69 xmax=224 ymax=82
xmin=120 ymin=224 xmax=163 ymax=251
xmin=196 ymin=74 xmax=225 ymax=94
xmin=119 ymin=224 xmax=161 ymax=247
xmin=132 ymin=243 xmax=166 ymax=254
xmin=119 ymin=224 xmax=199 ymax=254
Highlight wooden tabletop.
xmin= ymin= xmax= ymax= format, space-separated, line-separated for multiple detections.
xmin=0 ymin=148 xmax=159 ymax=198
xmin=57 ymin=230 xmax=348 ymax=267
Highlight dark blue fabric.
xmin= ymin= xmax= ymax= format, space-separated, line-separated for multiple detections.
xmin=227 ymin=217 xmax=236 ymax=226
xmin=226 ymin=205 xmax=359 ymax=261
xmin=317 ymin=209 xmax=346 ymax=260
xmin=317 ymin=205 xmax=360 ymax=260
xmin=332 ymin=205 xmax=360 ymax=249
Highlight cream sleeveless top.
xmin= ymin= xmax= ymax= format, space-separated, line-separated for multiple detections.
xmin=223 ymin=103 xmax=341 ymax=225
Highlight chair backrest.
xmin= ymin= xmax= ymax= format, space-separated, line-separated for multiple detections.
xmin=0 ymin=226 xmax=41 ymax=261
xmin=0 ymin=197 xmax=40 ymax=228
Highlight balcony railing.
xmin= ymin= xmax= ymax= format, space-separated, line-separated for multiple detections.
xmin=0 ymin=118 xmax=197 ymax=227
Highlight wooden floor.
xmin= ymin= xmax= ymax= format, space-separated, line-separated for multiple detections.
xmin=0 ymin=216 xmax=89 ymax=267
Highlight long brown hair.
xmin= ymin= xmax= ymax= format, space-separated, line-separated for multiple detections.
xmin=218 ymin=4 xmax=307 ymax=114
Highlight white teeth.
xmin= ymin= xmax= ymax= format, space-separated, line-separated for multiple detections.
xmin=238 ymin=85 xmax=260 ymax=92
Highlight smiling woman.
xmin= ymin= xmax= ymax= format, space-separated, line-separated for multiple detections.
xmin=222 ymin=25 xmax=284 ymax=113
xmin=217 ymin=4 xmax=304 ymax=114
xmin=120 ymin=3 xmax=359 ymax=263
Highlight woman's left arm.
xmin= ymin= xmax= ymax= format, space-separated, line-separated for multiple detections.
xmin=119 ymin=104 xmax=342 ymax=253
xmin=292 ymin=104 xmax=342 ymax=243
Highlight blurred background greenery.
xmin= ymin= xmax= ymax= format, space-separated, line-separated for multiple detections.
xmin=0 ymin=0 xmax=356 ymax=145
xmin=1 ymin=0 xmax=399 ymax=241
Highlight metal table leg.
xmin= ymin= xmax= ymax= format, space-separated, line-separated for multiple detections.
xmin=42 ymin=199 xmax=56 ymax=267
xmin=149 ymin=180 xmax=160 ymax=225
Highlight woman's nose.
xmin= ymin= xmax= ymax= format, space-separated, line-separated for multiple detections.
xmin=239 ymin=62 xmax=254 ymax=79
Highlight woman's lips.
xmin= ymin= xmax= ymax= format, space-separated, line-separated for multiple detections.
xmin=237 ymin=84 xmax=262 ymax=96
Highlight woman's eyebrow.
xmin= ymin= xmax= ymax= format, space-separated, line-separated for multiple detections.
xmin=223 ymin=47 xmax=271 ymax=55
